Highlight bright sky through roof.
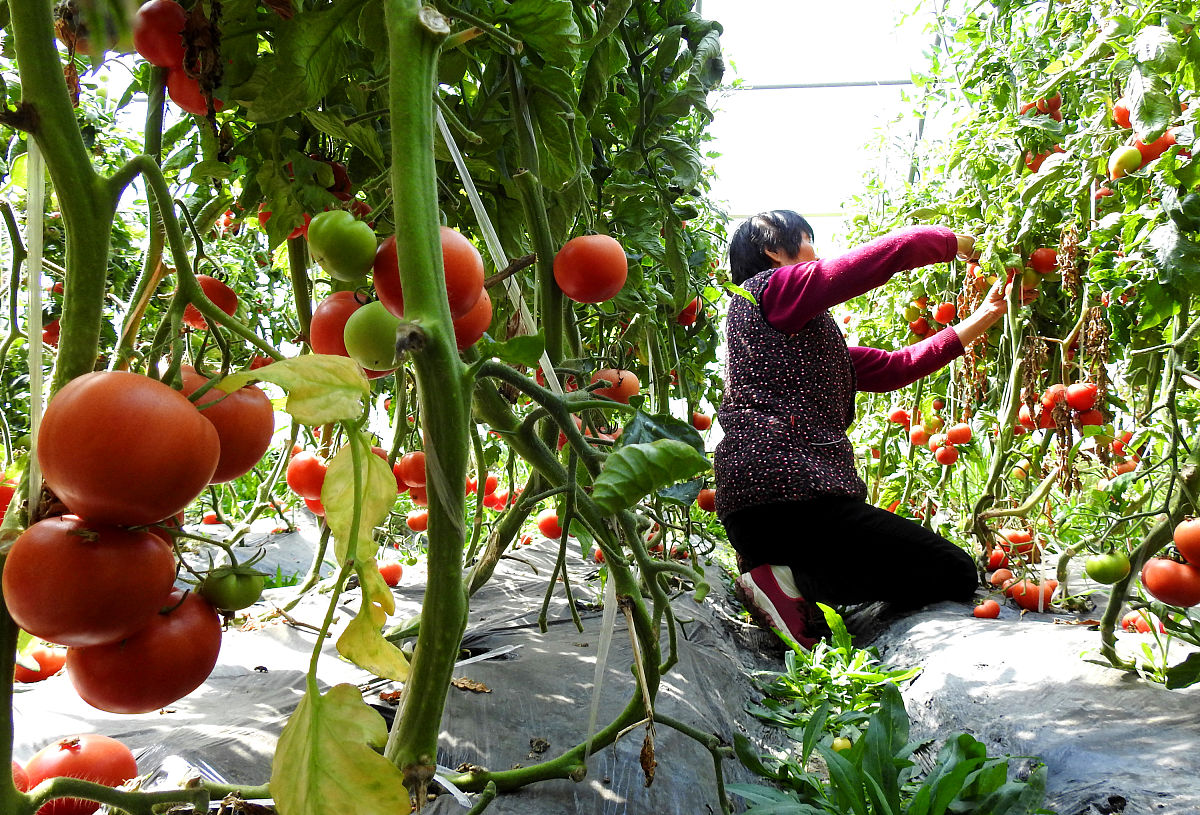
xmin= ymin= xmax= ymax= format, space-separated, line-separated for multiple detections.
xmin=702 ymin=0 xmax=936 ymax=253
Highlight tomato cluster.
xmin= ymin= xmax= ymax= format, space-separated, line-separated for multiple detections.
xmin=132 ymin=0 xmax=223 ymax=115
xmin=6 ymin=370 xmax=259 ymax=713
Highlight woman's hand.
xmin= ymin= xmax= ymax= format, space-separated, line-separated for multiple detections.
xmin=953 ymin=276 xmax=1030 ymax=346
xmin=954 ymin=234 xmax=980 ymax=261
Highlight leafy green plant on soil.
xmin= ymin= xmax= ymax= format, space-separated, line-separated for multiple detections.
xmin=732 ymin=608 xmax=1048 ymax=813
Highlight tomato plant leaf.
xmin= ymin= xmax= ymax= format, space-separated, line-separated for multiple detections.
xmin=337 ymin=559 xmax=410 ymax=681
xmin=221 ymin=355 xmax=368 ymax=426
xmin=1164 ymin=651 xmax=1200 ymax=689
xmin=303 ymin=109 xmax=386 ymax=170
xmin=731 ymin=733 xmax=781 ymax=781
xmin=271 ymin=683 xmax=412 ymax=815
xmin=1132 ymin=25 xmax=1183 ymax=74
xmin=1148 ymin=221 xmax=1200 ymax=296
xmin=323 ymin=439 xmax=397 ymax=564
xmin=477 ymin=333 xmax=545 ymax=368
xmin=592 ymin=439 xmax=710 ymax=516
xmin=231 ymin=4 xmax=355 ymax=122
xmin=495 ymin=0 xmax=580 ymax=68
xmin=618 ymin=409 xmax=705 ymax=453
xmin=657 ymin=477 xmax=702 ymax=508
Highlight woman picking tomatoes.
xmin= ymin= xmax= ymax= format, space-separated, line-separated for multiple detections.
xmin=717 ymin=211 xmax=1011 ymax=647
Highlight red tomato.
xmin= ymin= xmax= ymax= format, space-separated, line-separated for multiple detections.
xmin=482 ymin=473 xmax=498 ymax=495
xmin=593 ymin=548 xmax=605 ymax=564
xmin=973 ymin=600 xmax=1001 ymax=618
xmin=1041 ymin=383 xmax=1067 ymax=408
xmin=14 ymin=642 xmax=68 ymax=683
xmin=537 ymin=508 xmax=563 ymax=539
xmin=201 ymin=510 xmax=220 ymax=524
xmin=590 ymin=368 xmax=639 ymax=403
xmin=42 ymin=318 xmax=61 ymax=347
xmin=372 ymin=227 xmax=485 ymax=320
xmin=987 ymin=547 xmax=1009 ymax=570
xmin=1174 ymin=517 xmax=1200 ymax=566
xmin=179 ymin=366 xmax=275 ymax=483
xmin=406 ymin=508 xmax=428 ymax=532
xmin=182 ymin=275 xmax=239 ymax=332
xmin=4 ymin=516 xmax=177 ymax=648
xmin=908 ymin=424 xmax=929 ymax=447
xmin=24 ymin=734 xmax=138 ymax=815
xmin=286 ymin=451 xmax=327 ymax=501
xmin=452 ymin=286 xmax=492 ymax=349
xmin=1076 ymin=408 xmax=1105 ymax=426
xmin=132 ymin=0 xmax=186 ymax=67
xmin=553 ymin=234 xmax=628 ymax=303
xmin=1135 ymin=129 xmax=1177 ymax=164
xmin=945 ymin=422 xmax=972 ymax=445
xmin=397 ymin=450 xmax=426 ymax=488
xmin=908 ymin=317 xmax=930 ymax=335
xmin=1140 ymin=558 xmax=1200 ymax=607
xmin=691 ymin=411 xmax=712 ymax=431
xmin=0 ymin=474 xmax=18 ymax=518
xmin=309 ymin=291 xmax=362 ymax=356
xmin=1121 ymin=609 xmax=1164 ymax=633
xmin=697 ymin=488 xmax=716 ymax=512
xmin=66 ymin=590 xmax=223 ymax=714
xmin=1009 ymin=579 xmax=1058 ymax=611
xmin=38 ymin=371 xmax=220 ymax=525
xmin=677 ymin=297 xmax=700 ymax=326
xmin=887 ymin=407 xmax=910 ymax=426
xmin=1065 ymin=382 xmax=1098 ymax=411
xmin=988 ymin=568 xmax=1014 ymax=587
xmin=1029 ymin=248 xmax=1057 ymax=275
xmin=304 ymin=497 xmax=325 ymax=516
xmin=12 ymin=760 xmax=28 ymax=792
xmin=935 ymin=444 xmax=959 ymax=465
xmin=926 ymin=433 xmax=947 ymax=452
xmin=378 ymin=560 xmax=403 ymax=587
xmin=1112 ymin=98 xmax=1132 ymax=128
xmin=933 ymin=302 xmax=955 ymax=323
xmin=166 ymin=68 xmax=223 ymax=116
xmin=408 ymin=484 xmax=428 ymax=507
xmin=492 ymin=488 xmax=510 ymax=507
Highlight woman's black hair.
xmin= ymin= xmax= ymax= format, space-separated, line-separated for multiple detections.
xmin=728 ymin=210 xmax=815 ymax=284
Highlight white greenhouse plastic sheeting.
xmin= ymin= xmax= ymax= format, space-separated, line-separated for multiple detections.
xmin=12 ymin=521 xmax=1200 ymax=814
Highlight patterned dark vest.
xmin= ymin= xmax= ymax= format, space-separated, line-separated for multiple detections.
xmin=714 ymin=268 xmax=867 ymax=519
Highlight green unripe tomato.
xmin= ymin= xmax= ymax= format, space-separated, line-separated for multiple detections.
xmin=343 ymin=300 xmax=402 ymax=370
xmin=1084 ymin=551 xmax=1131 ymax=585
xmin=199 ymin=570 xmax=265 ymax=611
xmin=306 ymin=210 xmax=377 ymax=281
xmin=1107 ymin=145 xmax=1142 ymax=179
xmin=903 ymin=304 xmax=921 ymax=321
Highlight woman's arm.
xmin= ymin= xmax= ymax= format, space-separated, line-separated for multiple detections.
xmin=762 ymin=226 xmax=967 ymax=334
xmin=850 ymin=328 xmax=964 ymax=392
xmin=851 ymin=277 xmax=1010 ymax=392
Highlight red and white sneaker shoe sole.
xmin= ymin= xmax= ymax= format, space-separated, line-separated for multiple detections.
xmin=734 ymin=565 xmax=819 ymax=648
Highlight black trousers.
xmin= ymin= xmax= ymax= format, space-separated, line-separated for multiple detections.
xmin=722 ymin=496 xmax=979 ymax=610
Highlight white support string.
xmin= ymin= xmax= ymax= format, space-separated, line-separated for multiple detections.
xmin=434 ymin=109 xmax=563 ymax=397
xmin=435 ymin=106 xmax=618 ymax=771
xmin=25 ymin=140 xmax=46 ymax=505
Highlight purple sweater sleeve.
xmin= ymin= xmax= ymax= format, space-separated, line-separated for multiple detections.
xmin=762 ymin=225 xmax=959 ymax=334
xmin=849 ymin=327 xmax=965 ymax=393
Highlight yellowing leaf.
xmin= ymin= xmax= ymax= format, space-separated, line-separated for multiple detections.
xmin=271 ymin=684 xmax=412 ymax=815
xmin=220 ymin=355 xmax=369 ymax=426
xmin=322 ymin=437 xmax=397 ymax=564
xmin=337 ymin=562 xmax=409 ymax=681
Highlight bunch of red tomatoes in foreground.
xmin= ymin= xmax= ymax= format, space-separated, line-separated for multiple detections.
xmin=4 ymin=368 xmax=278 ymax=713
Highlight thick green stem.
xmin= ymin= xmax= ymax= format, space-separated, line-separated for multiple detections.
xmin=512 ymin=169 xmax=564 ymax=365
xmin=10 ymin=0 xmax=113 ymax=391
xmin=379 ymin=5 xmax=472 ymax=792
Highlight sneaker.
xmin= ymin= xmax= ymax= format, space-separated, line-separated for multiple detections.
xmin=734 ymin=564 xmax=822 ymax=649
